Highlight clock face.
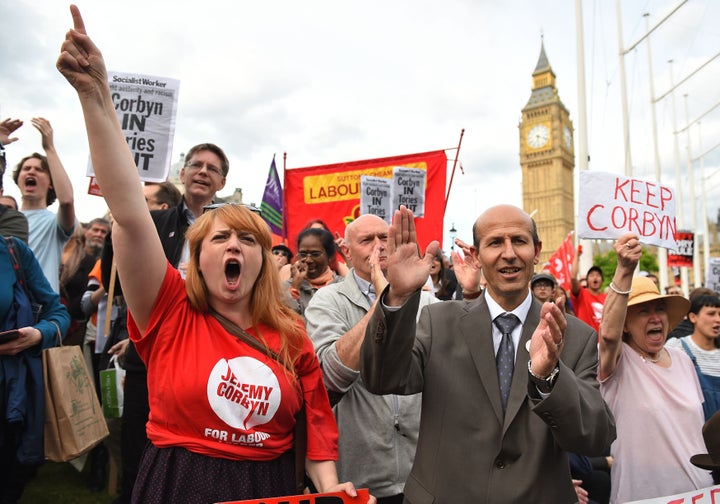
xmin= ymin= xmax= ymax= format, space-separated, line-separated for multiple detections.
xmin=563 ymin=126 xmax=573 ymax=149
xmin=527 ymin=124 xmax=550 ymax=149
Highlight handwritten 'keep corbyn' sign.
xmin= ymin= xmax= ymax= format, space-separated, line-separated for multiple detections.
xmin=578 ymin=171 xmax=677 ymax=249
xmin=625 ymin=484 xmax=720 ymax=503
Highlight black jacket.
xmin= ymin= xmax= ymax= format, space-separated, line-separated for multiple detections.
xmin=101 ymin=198 xmax=193 ymax=373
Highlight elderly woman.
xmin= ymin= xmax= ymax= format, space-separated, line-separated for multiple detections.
xmin=599 ymin=232 xmax=712 ymax=503
xmin=57 ymin=7 xmax=373 ymax=503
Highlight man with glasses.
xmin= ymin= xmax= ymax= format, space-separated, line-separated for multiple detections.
xmin=530 ymin=272 xmax=556 ymax=304
xmin=152 ymin=143 xmax=229 ymax=276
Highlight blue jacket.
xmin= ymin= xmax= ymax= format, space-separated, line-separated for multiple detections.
xmin=0 ymin=236 xmax=69 ymax=464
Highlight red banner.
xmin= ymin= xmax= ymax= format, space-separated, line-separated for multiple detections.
xmin=217 ymin=488 xmax=370 ymax=504
xmin=284 ymin=151 xmax=447 ymax=252
xmin=545 ymin=232 xmax=574 ymax=293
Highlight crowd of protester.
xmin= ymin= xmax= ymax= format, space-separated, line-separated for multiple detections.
xmin=3 ymin=5 xmax=720 ymax=504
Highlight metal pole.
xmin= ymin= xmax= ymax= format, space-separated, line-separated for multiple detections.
xmin=683 ymin=94 xmax=700 ymax=287
xmin=644 ymin=13 xmax=669 ymax=291
xmin=699 ymin=123 xmax=710 ymax=286
xmin=616 ymin=0 xmax=633 ymax=176
xmin=576 ymin=0 xmax=593 ymax=276
xmin=669 ymin=60 xmax=689 ymax=295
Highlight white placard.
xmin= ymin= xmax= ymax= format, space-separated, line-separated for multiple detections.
xmin=578 ymin=170 xmax=677 ymax=249
xmin=360 ymin=176 xmax=392 ymax=223
xmin=87 ymin=71 xmax=180 ymax=182
xmin=392 ymin=166 xmax=426 ymax=217
xmin=706 ymin=258 xmax=720 ymax=294
xmin=625 ymin=484 xmax=720 ymax=503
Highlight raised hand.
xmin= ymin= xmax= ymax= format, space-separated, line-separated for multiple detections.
xmin=0 ymin=118 xmax=23 ymax=146
xmin=56 ymin=5 xmax=108 ymax=99
xmin=30 ymin=118 xmax=55 ymax=151
xmin=385 ymin=206 xmax=439 ymax=306
xmin=368 ymin=244 xmax=388 ymax=297
xmin=614 ymin=233 xmax=642 ymax=273
xmin=290 ymin=259 xmax=308 ymax=289
xmin=450 ymin=240 xmax=482 ymax=294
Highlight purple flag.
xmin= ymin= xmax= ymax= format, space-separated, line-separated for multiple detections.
xmin=260 ymin=156 xmax=283 ymax=236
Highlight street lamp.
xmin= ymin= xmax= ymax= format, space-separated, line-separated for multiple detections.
xmin=449 ymin=223 xmax=457 ymax=251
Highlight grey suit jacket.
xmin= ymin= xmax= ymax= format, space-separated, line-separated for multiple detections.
xmin=361 ymin=289 xmax=616 ymax=504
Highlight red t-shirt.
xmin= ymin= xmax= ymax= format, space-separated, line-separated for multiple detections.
xmin=572 ymin=288 xmax=607 ymax=332
xmin=127 ymin=262 xmax=338 ymax=462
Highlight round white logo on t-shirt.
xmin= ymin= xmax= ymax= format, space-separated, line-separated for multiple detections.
xmin=207 ymin=357 xmax=281 ymax=430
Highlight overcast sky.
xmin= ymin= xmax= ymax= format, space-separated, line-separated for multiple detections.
xmin=3 ymin=0 xmax=719 ymax=252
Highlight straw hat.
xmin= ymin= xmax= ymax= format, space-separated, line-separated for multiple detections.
xmin=626 ymin=276 xmax=689 ymax=331
xmin=691 ymin=411 xmax=720 ymax=470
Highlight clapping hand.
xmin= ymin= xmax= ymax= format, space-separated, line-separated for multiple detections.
xmin=451 ymin=238 xmax=482 ymax=294
xmin=368 ymin=244 xmax=388 ymax=299
xmin=290 ymin=259 xmax=308 ymax=289
xmin=527 ymin=297 xmax=567 ymax=377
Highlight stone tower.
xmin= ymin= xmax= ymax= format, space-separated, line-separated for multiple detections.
xmin=519 ymin=40 xmax=575 ymax=266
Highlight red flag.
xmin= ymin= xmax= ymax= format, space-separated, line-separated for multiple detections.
xmin=284 ymin=150 xmax=447 ymax=251
xmin=545 ymin=232 xmax=575 ymax=292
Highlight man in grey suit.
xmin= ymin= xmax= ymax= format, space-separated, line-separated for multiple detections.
xmin=361 ymin=204 xmax=616 ymax=503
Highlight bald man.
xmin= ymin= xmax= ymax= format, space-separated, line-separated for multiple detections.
xmin=305 ymin=214 xmax=437 ymax=503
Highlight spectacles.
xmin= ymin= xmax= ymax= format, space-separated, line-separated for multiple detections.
xmin=186 ymin=160 xmax=224 ymax=177
xmin=533 ymin=283 xmax=554 ymax=289
xmin=202 ymin=202 xmax=262 ymax=215
xmin=297 ymin=251 xmax=325 ymax=259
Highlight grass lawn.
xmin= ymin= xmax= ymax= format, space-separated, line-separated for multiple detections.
xmin=19 ymin=461 xmax=117 ymax=504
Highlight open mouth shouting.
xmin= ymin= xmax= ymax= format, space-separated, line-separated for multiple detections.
xmin=645 ymin=325 xmax=665 ymax=344
xmin=22 ymin=175 xmax=38 ymax=192
xmin=225 ymin=259 xmax=241 ymax=288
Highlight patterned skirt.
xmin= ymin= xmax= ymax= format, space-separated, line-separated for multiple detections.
xmin=132 ymin=443 xmax=296 ymax=503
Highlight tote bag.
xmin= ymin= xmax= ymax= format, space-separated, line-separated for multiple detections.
xmin=43 ymin=327 xmax=109 ymax=462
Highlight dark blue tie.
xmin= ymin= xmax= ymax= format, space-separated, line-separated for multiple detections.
xmin=494 ymin=313 xmax=520 ymax=413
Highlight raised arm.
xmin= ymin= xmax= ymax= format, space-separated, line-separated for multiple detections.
xmin=31 ymin=117 xmax=76 ymax=233
xmin=56 ymin=5 xmax=165 ymax=333
xmin=570 ymin=245 xmax=581 ymax=296
xmin=598 ymin=233 xmax=641 ymax=380
xmin=385 ymin=206 xmax=439 ymax=306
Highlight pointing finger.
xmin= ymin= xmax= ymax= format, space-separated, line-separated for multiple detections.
xmin=70 ymin=4 xmax=87 ymax=35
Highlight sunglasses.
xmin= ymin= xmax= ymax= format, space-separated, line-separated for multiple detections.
xmin=202 ymin=202 xmax=262 ymax=215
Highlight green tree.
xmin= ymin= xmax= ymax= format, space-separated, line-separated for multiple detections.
xmin=592 ymin=247 xmax=659 ymax=289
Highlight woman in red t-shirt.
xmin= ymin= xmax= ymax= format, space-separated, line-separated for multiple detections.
xmin=57 ymin=7 xmax=373 ymax=503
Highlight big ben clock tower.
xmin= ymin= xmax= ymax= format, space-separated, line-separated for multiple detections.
xmin=520 ymin=40 xmax=575 ymax=266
